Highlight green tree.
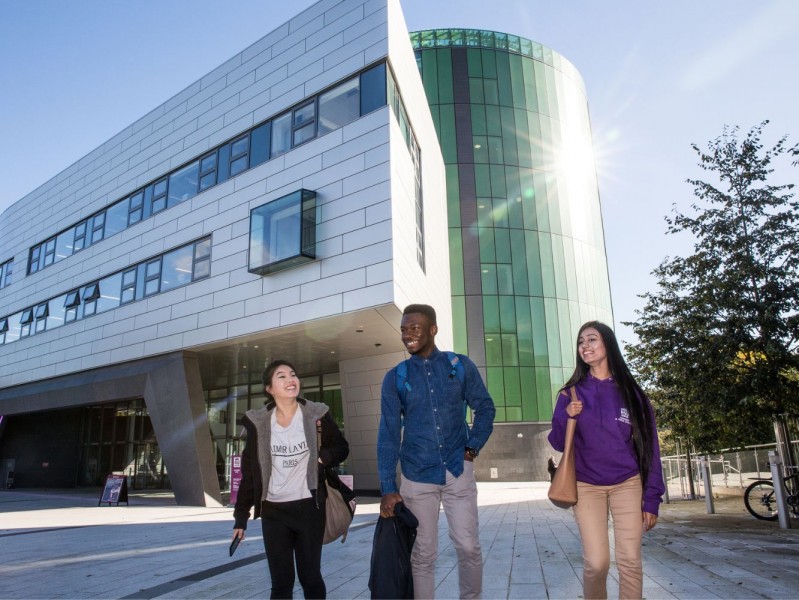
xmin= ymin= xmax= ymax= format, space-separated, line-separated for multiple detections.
xmin=626 ymin=121 xmax=799 ymax=451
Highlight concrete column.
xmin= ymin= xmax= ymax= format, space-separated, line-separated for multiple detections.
xmin=339 ymin=350 xmax=406 ymax=492
xmin=143 ymin=353 xmax=222 ymax=507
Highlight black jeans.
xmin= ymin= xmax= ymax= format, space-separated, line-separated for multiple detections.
xmin=260 ymin=497 xmax=326 ymax=599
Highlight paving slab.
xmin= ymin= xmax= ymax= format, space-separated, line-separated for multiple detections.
xmin=1 ymin=484 xmax=797 ymax=599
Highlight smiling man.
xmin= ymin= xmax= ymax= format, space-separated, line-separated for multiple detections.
xmin=377 ymin=304 xmax=496 ymax=599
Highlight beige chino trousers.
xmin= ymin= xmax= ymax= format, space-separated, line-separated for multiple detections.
xmin=573 ymin=476 xmax=644 ymax=599
xmin=400 ymin=461 xmax=482 ymax=599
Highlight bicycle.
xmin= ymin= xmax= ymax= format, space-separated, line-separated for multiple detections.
xmin=743 ymin=465 xmax=799 ymax=521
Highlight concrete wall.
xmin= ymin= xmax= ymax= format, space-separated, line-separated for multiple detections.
xmin=339 ymin=349 xmax=405 ymax=491
xmin=476 ymin=422 xmax=556 ymax=482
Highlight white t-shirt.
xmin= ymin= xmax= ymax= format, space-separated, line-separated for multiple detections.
xmin=267 ymin=407 xmax=312 ymax=502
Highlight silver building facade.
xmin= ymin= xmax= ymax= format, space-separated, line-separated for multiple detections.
xmin=0 ymin=0 xmax=451 ymax=505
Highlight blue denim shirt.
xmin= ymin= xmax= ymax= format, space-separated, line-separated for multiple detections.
xmin=377 ymin=347 xmax=496 ymax=494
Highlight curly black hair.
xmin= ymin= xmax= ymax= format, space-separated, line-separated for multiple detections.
xmin=403 ymin=303 xmax=437 ymax=324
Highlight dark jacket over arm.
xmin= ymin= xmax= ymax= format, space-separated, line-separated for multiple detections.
xmin=369 ymin=501 xmax=418 ymax=600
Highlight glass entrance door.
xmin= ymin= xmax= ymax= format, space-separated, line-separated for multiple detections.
xmin=78 ymin=399 xmax=170 ymax=490
xmin=131 ymin=441 xmax=166 ymax=489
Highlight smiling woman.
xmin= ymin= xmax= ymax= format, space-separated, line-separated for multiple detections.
xmin=549 ymin=321 xmax=664 ymax=599
xmin=232 ymin=359 xmax=349 ymax=598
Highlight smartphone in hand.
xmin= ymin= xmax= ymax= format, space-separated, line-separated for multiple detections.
xmin=229 ymin=535 xmax=241 ymax=557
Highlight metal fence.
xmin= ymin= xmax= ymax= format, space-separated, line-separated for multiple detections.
xmin=661 ymin=440 xmax=799 ymax=499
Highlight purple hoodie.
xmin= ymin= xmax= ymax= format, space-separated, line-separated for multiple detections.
xmin=548 ymin=373 xmax=664 ymax=515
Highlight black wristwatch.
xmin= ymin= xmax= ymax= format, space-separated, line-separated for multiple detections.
xmin=465 ymin=447 xmax=479 ymax=460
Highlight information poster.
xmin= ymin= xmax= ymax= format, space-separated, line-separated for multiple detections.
xmin=99 ymin=474 xmax=129 ymax=506
xmin=230 ymin=455 xmax=242 ymax=505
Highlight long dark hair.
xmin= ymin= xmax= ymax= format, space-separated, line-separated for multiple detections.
xmin=563 ymin=321 xmax=655 ymax=485
xmin=262 ymin=359 xmax=299 ymax=408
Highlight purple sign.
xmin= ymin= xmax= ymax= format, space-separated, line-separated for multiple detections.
xmin=230 ymin=455 xmax=242 ymax=505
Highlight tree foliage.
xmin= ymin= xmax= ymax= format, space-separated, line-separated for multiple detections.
xmin=626 ymin=121 xmax=799 ymax=451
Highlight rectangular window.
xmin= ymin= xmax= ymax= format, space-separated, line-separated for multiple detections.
xmin=318 ymin=77 xmax=359 ymax=136
xmin=249 ymin=189 xmax=316 ymax=275
xmin=128 ymin=191 xmax=144 ymax=225
xmin=414 ymin=140 xmax=425 ymax=272
xmin=250 ymin=122 xmax=271 ymax=168
xmin=55 ymin=229 xmax=73 ymax=262
xmin=271 ymin=112 xmax=291 ymax=157
xmin=398 ymin=103 xmax=411 ymax=147
xmin=0 ymin=259 xmax=12 ymax=289
xmin=292 ymin=101 xmax=316 ymax=146
xmin=95 ymin=272 xmax=122 ymax=314
xmin=199 ymin=152 xmax=218 ymax=192
xmin=90 ymin=212 xmax=105 ymax=245
xmin=82 ymin=283 xmax=100 ymax=317
xmin=193 ymin=238 xmax=211 ymax=280
xmin=387 ymin=70 xmax=399 ymax=117
xmin=150 ymin=178 xmax=168 ymax=215
xmin=360 ymin=62 xmax=387 ymax=116
xmin=45 ymin=296 xmax=65 ymax=332
xmin=28 ymin=245 xmax=41 ymax=274
xmin=144 ymin=259 xmax=161 ymax=296
xmin=160 ymin=245 xmax=194 ymax=292
xmin=105 ymin=199 xmax=129 ymax=237
xmin=34 ymin=303 xmax=49 ymax=333
xmin=388 ymin=71 xmax=424 ymax=271
xmin=74 ymin=221 xmax=87 ymax=252
xmin=64 ymin=290 xmax=80 ymax=322
xmin=229 ymin=135 xmax=250 ymax=177
xmin=217 ymin=143 xmax=230 ymax=184
xmin=168 ymin=160 xmax=199 ymax=207
xmin=20 ymin=308 xmax=33 ymax=338
xmin=120 ymin=268 xmax=137 ymax=304
xmin=4 ymin=312 xmax=22 ymax=344
xmin=0 ymin=317 xmax=7 ymax=345
xmin=42 ymin=238 xmax=56 ymax=267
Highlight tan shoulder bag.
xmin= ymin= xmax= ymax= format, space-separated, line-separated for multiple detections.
xmin=548 ymin=386 xmax=578 ymax=508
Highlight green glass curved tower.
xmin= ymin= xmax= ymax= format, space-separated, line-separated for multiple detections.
xmin=411 ymin=29 xmax=613 ymax=479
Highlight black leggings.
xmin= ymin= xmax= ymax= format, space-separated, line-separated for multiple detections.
xmin=260 ymin=497 xmax=326 ymax=599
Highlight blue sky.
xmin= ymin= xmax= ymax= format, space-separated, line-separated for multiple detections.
xmin=1 ymin=0 xmax=797 ymax=345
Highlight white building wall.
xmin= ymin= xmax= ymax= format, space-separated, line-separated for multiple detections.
xmin=0 ymin=0 xmax=448 ymax=420
xmin=386 ymin=0 xmax=452 ymax=349
xmin=331 ymin=0 xmax=450 ymax=492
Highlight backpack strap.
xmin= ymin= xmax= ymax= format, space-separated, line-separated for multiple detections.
xmin=445 ymin=351 xmax=465 ymax=387
xmin=396 ymin=359 xmax=412 ymax=406
xmin=445 ymin=351 xmax=467 ymax=419
xmin=396 ymin=352 xmax=466 ymax=408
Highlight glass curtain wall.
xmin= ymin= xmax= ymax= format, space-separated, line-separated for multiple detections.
xmin=411 ymin=29 xmax=613 ymax=423
xmin=78 ymin=400 xmax=168 ymax=490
